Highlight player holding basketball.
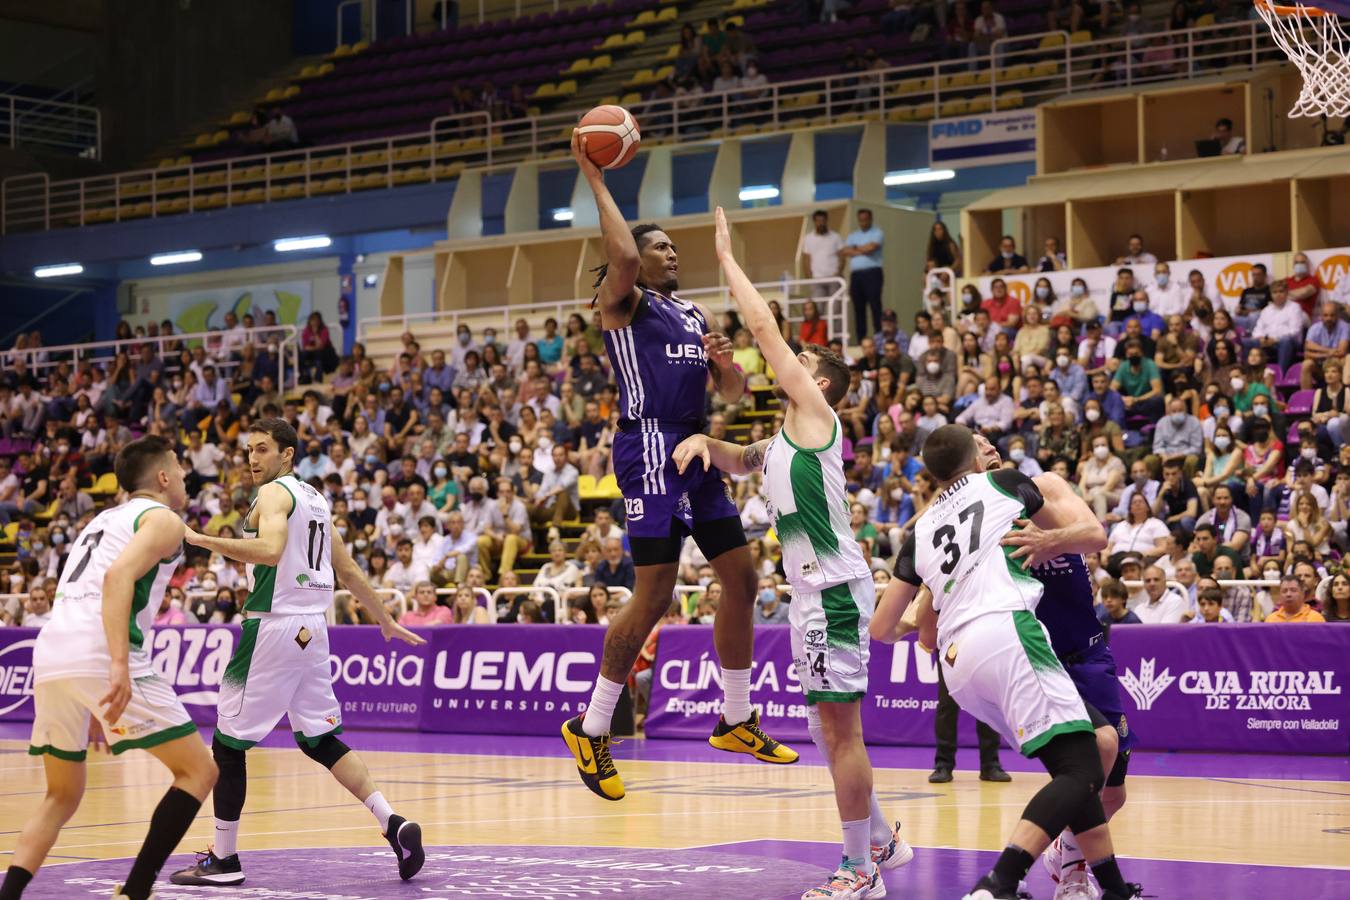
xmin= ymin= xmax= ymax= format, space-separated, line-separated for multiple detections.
xmin=873 ymin=425 xmax=1142 ymax=900
xmin=2 ymin=435 xmax=217 ymax=900
xmin=170 ymin=418 xmax=426 ymax=887
xmin=672 ymin=206 xmax=912 ymax=899
xmin=561 ymin=132 xmax=798 ymax=802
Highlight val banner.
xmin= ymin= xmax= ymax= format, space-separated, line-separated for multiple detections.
xmin=1 ymin=624 xmax=1345 ymax=753
xmin=645 ymin=624 xmax=1350 ymax=754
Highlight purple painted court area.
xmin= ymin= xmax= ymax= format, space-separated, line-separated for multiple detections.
xmin=21 ymin=841 xmax=1350 ymax=899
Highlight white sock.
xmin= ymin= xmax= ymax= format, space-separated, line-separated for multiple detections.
xmin=842 ymin=818 xmax=873 ymax=872
xmin=1060 ymin=829 xmax=1085 ymax=871
xmin=582 ymin=676 xmax=624 ymax=736
xmin=213 ymin=818 xmax=239 ymax=859
xmin=364 ymin=791 xmax=394 ymax=834
xmin=721 ymin=667 xmax=752 ymax=725
xmin=809 ymin=711 xmax=892 ymax=846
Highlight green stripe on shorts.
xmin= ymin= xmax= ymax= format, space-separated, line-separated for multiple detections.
xmin=214 ymin=729 xmax=258 ymax=751
xmin=28 ymin=744 xmax=87 ymax=762
xmin=110 ymin=721 xmax=198 ymax=756
xmin=804 ymin=689 xmax=865 ymax=705
xmin=294 ymin=723 xmax=344 ymax=748
xmin=223 ymin=617 xmax=261 ymax=689
xmin=822 ymin=582 xmax=860 ymax=650
xmin=1013 ymin=609 xmax=1061 ymax=673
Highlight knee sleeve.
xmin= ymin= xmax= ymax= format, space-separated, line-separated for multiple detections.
xmin=805 ymin=705 xmax=831 ymax=766
xmin=297 ymin=734 xmax=351 ymax=770
xmin=1021 ymin=731 xmax=1103 ymax=837
xmin=211 ymin=736 xmax=248 ymax=822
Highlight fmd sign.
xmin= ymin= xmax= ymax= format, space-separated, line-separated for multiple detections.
xmin=929 ymin=110 xmax=1037 ymax=169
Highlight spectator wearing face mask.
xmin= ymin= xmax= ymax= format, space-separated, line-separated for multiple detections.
xmin=1285 ymin=252 xmax=1323 ymax=318
xmin=753 ymin=576 xmax=790 ymax=624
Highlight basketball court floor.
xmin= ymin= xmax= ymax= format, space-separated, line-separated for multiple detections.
xmin=2 ymin=723 xmax=1347 ymax=898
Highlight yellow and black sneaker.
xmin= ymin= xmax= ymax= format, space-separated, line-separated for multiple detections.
xmin=562 ymin=715 xmax=625 ymax=801
xmin=708 ymin=709 xmax=800 ymax=764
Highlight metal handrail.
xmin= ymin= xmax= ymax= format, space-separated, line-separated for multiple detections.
xmin=337 ymin=587 xmax=407 ymax=621
xmin=558 ymin=585 xmax=631 ymax=624
xmin=0 ymin=91 xmax=101 ymax=159
xmin=490 ymin=585 xmax=560 ymax=622
xmin=0 ymin=20 xmax=1284 ymax=236
xmin=7 ymin=325 xmax=300 ymax=392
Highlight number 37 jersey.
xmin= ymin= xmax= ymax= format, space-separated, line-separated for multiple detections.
xmin=894 ymin=469 xmax=1046 ymax=647
xmin=243 ymin=474 xmax=335 ymax=616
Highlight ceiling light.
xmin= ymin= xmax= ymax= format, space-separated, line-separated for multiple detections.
xmin=33 ymin=263 xmax=83 ymax=278
xmin=883 ymin=168 xmax=956 ymax=186
xmin=149 ymin=250 xmax=203 ymax=266
xmin=273 ymin=235 xmax=332 ymax=252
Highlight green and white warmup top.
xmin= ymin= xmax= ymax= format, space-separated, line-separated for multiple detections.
xmin=242 ymin=473 xmax=335 ymax=615
xmin=33 ymin=497 xmax=182 ymax=684
xmin=894 ymin=469 xmax=1047 ymax=651
xmin=763 ymin=410 xmax=872 ymax=592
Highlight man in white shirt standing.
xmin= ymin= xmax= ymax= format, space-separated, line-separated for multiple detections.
xmin=1248 ymin=279 xmax=1309 ymax=372
xmin=1130 ymin=566 xmax=1188 ymax=623
xmin=1146 ymin=262 xmax=1188 ymax=317
xmin=802 ymin=209 xmax=844 ymax=298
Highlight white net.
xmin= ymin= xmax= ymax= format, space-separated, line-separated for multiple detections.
xmin=1256 ymin=0 xmax=1350 ymax=117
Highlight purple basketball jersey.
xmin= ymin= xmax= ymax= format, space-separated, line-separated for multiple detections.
xmin=603 ymin=289 xmax=710 ymax=428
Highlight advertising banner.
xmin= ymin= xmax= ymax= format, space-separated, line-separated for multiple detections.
xmin=646 ymin=624 xmax=1350 ymax=754
xmin=417 ymin=624 xmax=605 ymax=735
xmin=158 ymin=279 xmax=313 ymax=336
xmin=929 ymin=111 xmax=1038 ymax=170
xmin=1307 ymin=245 xmax=1350 ymax=298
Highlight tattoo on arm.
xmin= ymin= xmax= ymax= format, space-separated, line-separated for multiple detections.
xmin=742 ymin=442 xmax=766 ymax=473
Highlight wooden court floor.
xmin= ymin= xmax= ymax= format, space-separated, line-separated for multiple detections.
xmin=2 ymin=733 xmax=1346 ymax=875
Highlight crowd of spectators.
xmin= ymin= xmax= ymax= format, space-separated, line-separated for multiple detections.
xmin=2 ymin=217 xmax=1348 ymax=631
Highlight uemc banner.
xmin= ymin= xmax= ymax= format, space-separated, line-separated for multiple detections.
xmin=929 ymin=111 xmax=1037 ymax=170
xmin=647 ymin=625 xmax=1350 ymax=754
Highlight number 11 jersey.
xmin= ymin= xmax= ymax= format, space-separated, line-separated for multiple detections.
xmin=35 ymin=497 xmax=182 ymax=683
xmin=242 ymin=474 xmax=335 ymax=616
xmin=894 ymin=469 xmax=1046 ymax=650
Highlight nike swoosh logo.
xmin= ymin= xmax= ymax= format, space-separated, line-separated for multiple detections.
xmin=578 ymin=748 xmax=593 ymax=769
xmin=734 ymin=734 xmax=758 ymax=750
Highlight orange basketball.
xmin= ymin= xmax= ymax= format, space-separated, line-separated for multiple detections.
xmin=576 ymin=105 xmax=641 ymax=170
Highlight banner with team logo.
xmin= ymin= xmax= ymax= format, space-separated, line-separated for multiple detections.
xmin=646 ymin=624 xmax=1350 ymax=753
xmin=1307 ymin=245 xmax=1350 ymax=297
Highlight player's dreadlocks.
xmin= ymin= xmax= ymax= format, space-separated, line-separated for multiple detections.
xmin=590 ymin=223 xmax=665 ymax=306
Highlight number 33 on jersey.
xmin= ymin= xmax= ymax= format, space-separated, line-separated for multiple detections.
xmin=242 ymin=474 xmax=335 ymax=615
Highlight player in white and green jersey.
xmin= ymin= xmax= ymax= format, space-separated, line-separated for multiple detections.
xmin=170 ymin=418 xmax=428 ymax=889
xmin=4 ymin=435 xmax=217 ymax=900
xmin=873 ymin=425 xmax=1141 ymax=900
xmin=672 ymin=207 xmax=910 ymax=900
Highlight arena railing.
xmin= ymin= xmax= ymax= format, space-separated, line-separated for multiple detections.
xmin=337 ymin=0 xmax=592 ymax=45
xmin=0 ymin=21 xmax=1285 ymax=236
xmin=489 ymin=585 xmax=561 ymax=622
xmin=337 ymin=587 xmax=407 ymax=622
xmin=356 ymin=276 xmax=849 ymax=348
xmin=0 ymin=91 xmax=101 ymax=160
xmin=9 ymin=326 xmax=301 ymax=391
xmin=558 ymin=585 xmax=632 ymax=624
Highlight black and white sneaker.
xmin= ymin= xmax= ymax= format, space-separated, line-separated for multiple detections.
xmin=385 ymin=814 xmax=425 ymax=881
xmin=169 ymin=847 xmax=245 ymax=885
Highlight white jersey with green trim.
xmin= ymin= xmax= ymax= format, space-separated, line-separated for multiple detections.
xmin=242 ymin=473 xmax=335 ymax=615
xmin=894 ymin=469 xmax=1047 ymax=652
xmin=763 ymin=410 xmax=871 ymax=592
xmin=33 ymin=496 xmax=183 ymax=684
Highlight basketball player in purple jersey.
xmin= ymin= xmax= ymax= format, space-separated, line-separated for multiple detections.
xmin=561 ymin=131 xmax=798 ymax=801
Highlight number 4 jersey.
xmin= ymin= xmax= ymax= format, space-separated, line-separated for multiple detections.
xmin=894 ymin=469 xmax=1046 ymax=650
xmin=34 ymin=497 xmax=183 ymax=683
xmin=242 ymin=474 xmax=335 ymax=615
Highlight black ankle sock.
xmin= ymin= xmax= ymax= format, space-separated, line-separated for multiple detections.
xmin=1090 ymin=855 xmax=1130 ymax=896
xmin=0 ymin=866 xmax=34 ymax=900
xmin=990 ymin=844 xmax=1034 ymax=891
xmin=122 ymin=787 xmax=202 ymax=900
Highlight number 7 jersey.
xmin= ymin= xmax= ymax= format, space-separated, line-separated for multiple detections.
xmin=242 ymin=474 xmax=336 ymax=615
xmin=894 ymin=469 xmax=1046 ymax=648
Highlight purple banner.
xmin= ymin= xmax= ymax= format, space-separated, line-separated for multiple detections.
xmin=417 ymin=624 xmax=604 ymax=734
xmin=647 ymin=624 xmax=1350 ymax=754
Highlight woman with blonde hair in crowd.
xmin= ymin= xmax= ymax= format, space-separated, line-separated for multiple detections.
xmin=1283 ymin=490 xmax=1332 ymax=555
xmin=452 ymin=584 xmax=490 ymax=624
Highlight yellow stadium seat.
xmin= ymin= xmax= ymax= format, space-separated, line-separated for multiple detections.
xmin=596 ymin=474 xmax=622 ymax=499
xmin=966 ymin=96 xmax=992 ymax=114
xmin=620 ymin=92 xmax=642 ymax=106
xmin=227 ymin=110 xmax=250 ymax=125
xmin=351 ymin=40 xmax=369 ymax=53
xmin=3 ymin=522 xmax=18 ymax=543
xmin=624 ymin=30 xmax=646 ymax=46
xmin=886 ymin=106 xmax=916 ymax=122
xmin=944 ymin=71 xmax=976 ymax=89
xmin=276 ymin=160 xmax=305 ymax=177
xmin=630 ymin=9 xmax=657 ymax=26
xmin=940 ymin=98 xmax=968 ymax=117
xmin=596 ymin=32 xmax=624 ymax=49
xmin=435 ymin=161 xmax=464 ymax=179
xmin=655 ymin=6 xmax=677 ymax=21
xmin=533 ymin=82 xmax=557 ymax=98
xmin=282 ymin=84 xmax=300 ymax=98
xmin=242 ymin=188 xmax=265 ymax=203
xmin=556 ymin=79 xmax=579 ymax=96
xmin=1002 ymin=63 xmax=1032 ymax=80
xmin=191 ymin=132 xmax=213 ymax=146
xmin=565 ymin=58 xmax=592 ymax=75
xmin=158 ymin=157 xmax=177 ymax=168
xmin=317 ymin=61 xmax=334 ymax=76
xmin=578 ymin=475 xmax=599 ymax=499
xmin=653 ymin=65 xmax=673 ymax=80
xmin=1194 ymin=12 xmax=1215 ymax=26
xmin=90 ymin=472 xmax=119 ymax=496
xmin=331 ymin=43 xmax=352 ymax=58
xmin=626 ymin=69 xmax=654 ymax=87
xmin=35 ymin=499 xmax=59 ymax=522
xmin=911 ymin=102 xmax=935 ymax=119
xmin=590 ymin=54 xmax=613 ymax=71
xmin=725 ymin=15 xmax=745 ymax=27
xmin=356 ymin=149 xmax=388 ymax=167
xmin=1031 ymin=60 xmax=1060 ymax=78
xmin=664 ymin=43 xmax=680 ymax=59
xmin=176 ymin=155 xmax=190 ymax=165
xmin=395 ymin=166 xmax=431 ymax=184
xmin=297 ymin=64 xmax=318 ymax=79
xmin=210 ymin=130 xmax=228 ymax=144
xmin=263 ymin=87 xmax=284 ymax=102
xmin=995 ymin=90 xmax=1024 ymax=110
xmin=194 ymin=193 xmax=226 ymax=211
xmin=1070 ymin=29 xmax=1092 ymax=44
xmin=1039 ymin=33 xmax=1066 ymax=49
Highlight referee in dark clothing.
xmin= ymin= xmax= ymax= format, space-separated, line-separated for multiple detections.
xmin=841 ymin=208 xmax=885 ymax=342
xmin=930 ymin=664 xmax=1011 ymax=783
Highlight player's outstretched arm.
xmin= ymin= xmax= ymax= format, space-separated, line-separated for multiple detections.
xmin=673 ymin=435 xmax=769 ymax=477
xmin=871 ymin=577 xmax=919 ymax=645
xmin=184 ymin=482 xmax=290 ymax=566
xmin=713 ymin=206 xmax=834 ymax=425
xmin=331 ymin=525 xmax=426 ymax=646
xmin=1001 ymin=472 xmax=1108 ymax=567
xmin=100 ymin=508 xmax=185 ymax=723
xmin=574 ymin=130 xmax=639 ymax=326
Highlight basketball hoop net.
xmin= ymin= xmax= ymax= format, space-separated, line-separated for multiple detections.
xmin=1256 ymin=0 xmax=1350 ymax=117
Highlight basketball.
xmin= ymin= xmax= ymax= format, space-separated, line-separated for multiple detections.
xmin=576 ymin=104 xmax=640 ymax=170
